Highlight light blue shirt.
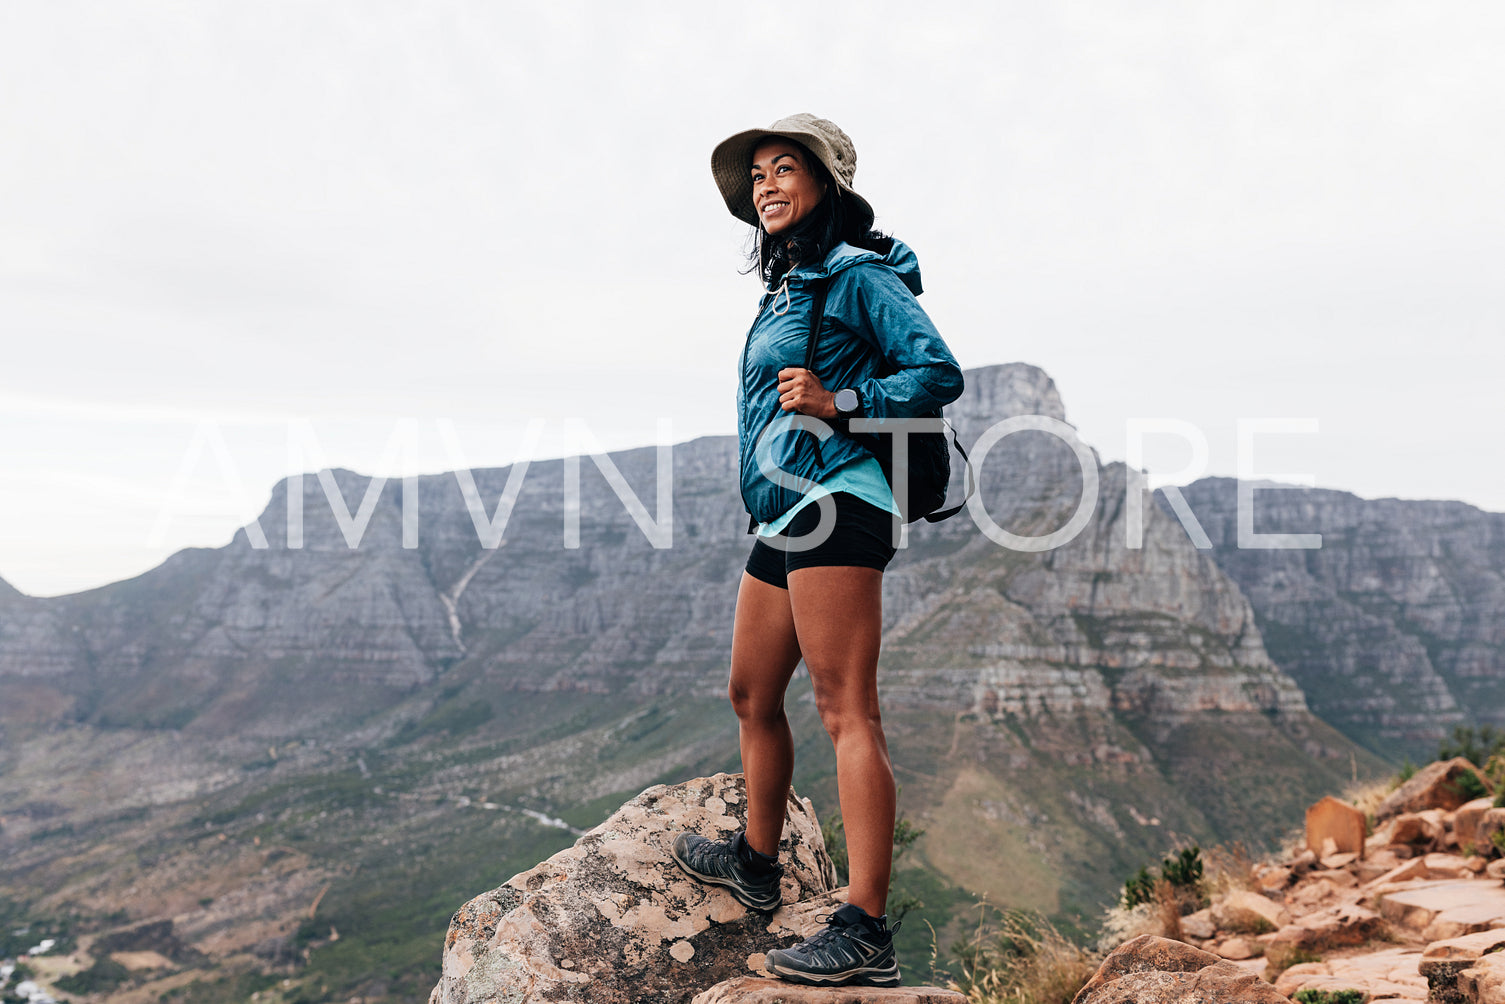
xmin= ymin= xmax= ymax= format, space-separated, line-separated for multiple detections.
xmin=755 ymin=455 xmax=900 ymax=538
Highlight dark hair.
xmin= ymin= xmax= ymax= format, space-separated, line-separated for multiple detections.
xmin=745 ymin=142 xmax=892 ymax=287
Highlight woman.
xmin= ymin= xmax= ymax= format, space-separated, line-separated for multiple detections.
xmin=672 ymin=113 xmax=963 ymax=988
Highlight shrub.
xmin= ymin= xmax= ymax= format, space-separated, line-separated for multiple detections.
xmin=1483 ymin=754 xmax=1505 ymax=808
xmin=1293 ymin=989 xmax=1365 ymax=1004
xmin=1448 ymin=769 xmax=1490 ymax=803
xmin=949 ymin=906 xmax=1098 ymax=1004
xmin=1439 ymin=725 xmax=1505 ymax=768
xmin=1121 ymin=866 xmax=1156 ymax=909
xmin=1120 ymin=846 xmax=1204 ymax=909
xmin=1266 ymin=944 xmax=1322 ymax=973
xmin=55 ymin=956 xmax=131 ymax=995
xmin=821 ymin=813 xmax=848 ymax=884
xmin=1162 ymin=847 xmax=1205 ymax=889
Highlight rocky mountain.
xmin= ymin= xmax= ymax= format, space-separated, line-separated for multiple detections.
xmin=1177 ymin=479 xmax=1505 ymax=760
xmin=0 ymin=363 xmax=1393 ymax=1003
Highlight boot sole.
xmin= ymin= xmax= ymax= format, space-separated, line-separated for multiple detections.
xmin=767 ymin=959 xmax=901 ymax=988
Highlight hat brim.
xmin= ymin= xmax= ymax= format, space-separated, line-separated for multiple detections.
xmin=711 ymin=126 xmax=875 ymax=232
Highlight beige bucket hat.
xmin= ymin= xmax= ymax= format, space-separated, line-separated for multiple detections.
xmin=711 ymin=113 xmax=875 ymax=232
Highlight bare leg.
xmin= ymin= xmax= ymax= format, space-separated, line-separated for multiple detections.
xmin=728 ymin=571 xmax=804 ymax=857
xmin=787 ymin=565 xmax=893 ymax=918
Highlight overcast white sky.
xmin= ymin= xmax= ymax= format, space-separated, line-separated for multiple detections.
xmin=1 ymin=2 xmax=1501 ymax=597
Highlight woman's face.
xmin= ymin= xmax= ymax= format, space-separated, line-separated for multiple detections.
xmin=750 ymin=140 xmax=826 ymax=236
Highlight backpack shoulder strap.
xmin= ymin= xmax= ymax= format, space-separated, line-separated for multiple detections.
xmin=802 ymin=277 xmax=831 ymax=372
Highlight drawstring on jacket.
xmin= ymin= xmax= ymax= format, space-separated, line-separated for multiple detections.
xmin=767 ymin=275 xmax=792 ymax=316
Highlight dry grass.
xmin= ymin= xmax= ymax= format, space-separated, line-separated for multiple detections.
xmin=1096 ymin=901 xmax=1158 ymax=954
xmin=1096 ymin=880 xmax=1202 ymax=956
xmin=1154 ymin=878 xmax=1186 ymax=942
xmin=1342 ymin=778 xmax=1396 ymax=820
xmin=947 ymin=905 xmax=1100 ymax=1004
xmin=1201 ymin=841 xmax=1259 ymax=898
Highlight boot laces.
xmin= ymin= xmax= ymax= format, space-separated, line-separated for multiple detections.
xmin=798 ymin=912 xmax=856 ymax=953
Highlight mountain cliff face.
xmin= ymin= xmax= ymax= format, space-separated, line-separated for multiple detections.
xmin=875 ymin=365 xmax=1299 ymax=723
xmin=0 ymin=363 xmax=1386 ymax=1003
xmin=1176 ymin=478 xmax=1505 ymax=759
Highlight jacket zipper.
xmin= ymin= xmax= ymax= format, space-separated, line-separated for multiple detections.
xmin=741 ymin=277 xmax=826 ymax=515
xmin=739 ymin=293 xmax=774 ymax=517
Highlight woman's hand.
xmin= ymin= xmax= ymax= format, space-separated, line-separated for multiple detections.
xmin=777 ymin=367 xmax=837 ymax=419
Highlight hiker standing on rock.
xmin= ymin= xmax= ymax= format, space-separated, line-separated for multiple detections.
xmin=671 ymin=113 xmax=963 ymax=988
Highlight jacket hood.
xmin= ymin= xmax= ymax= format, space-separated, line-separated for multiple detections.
xmin=793 ymin=238 xmax=924 ymax=297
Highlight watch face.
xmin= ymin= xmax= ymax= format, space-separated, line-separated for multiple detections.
xmin=836 ymin=388 xmax=859 ymax=414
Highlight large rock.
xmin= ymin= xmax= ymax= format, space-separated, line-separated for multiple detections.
xmin=1180 ymin=908 xmax=1216 ymax=940
xmin=1478 ymin=809 xmax=1505 ymax=858
xmin=1375 ymin=881 xmax=1505 ymax=941
xmin=1269 ymin=901 xmax=1384 ymax=950
xmin=1426 ymin=853 xmax=1482 ymax=880
xmin=1376 ymin=758 xmax=1494 ymax=821
xmin=428 ymin=774 xmax=839 ymax=1004
xmin=1392 ymin=809 xmax=1448 ymax=848
xmin=1457 ymin=798 xmax=1499 ymax=854
xmin=691 ymin=978 xmax=966 ymax=1003
xmin=1457 ymin=952 xmax=1505 ymax=1003
xmin=1367 ymin=856 xmax=1431 ymax=889
xmin=1274 ymin=947 xmax=1427 ymax=1001
xmin=1306 ymin=795 xmax=1367 ymax=857
xmin=1069 ymin=935 xmax=1286 ymax=1004
xmin=1420 ymin=928 xmax=1505 ymax=1004
xmin=1209 ymin=889 xmax=1287 ymax=933
xmin=1213 ymin=937 xmax=1256 ymax=960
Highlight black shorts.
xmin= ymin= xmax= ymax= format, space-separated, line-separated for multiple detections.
xmin=744 ymin=492 xmax=900 ymax=590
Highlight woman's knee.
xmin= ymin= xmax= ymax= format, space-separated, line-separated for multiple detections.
xmin=728 ymin=675 xmax=786 ymax=724
xmin=811 ymin=687 xmax=882 ymax=743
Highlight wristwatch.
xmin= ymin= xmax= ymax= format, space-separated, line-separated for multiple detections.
xmin=833 ymin=387 xmax=862 ymax=417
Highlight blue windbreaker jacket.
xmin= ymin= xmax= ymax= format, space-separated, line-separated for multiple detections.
xmin=736 ymin=239 xmax=964 ymax=524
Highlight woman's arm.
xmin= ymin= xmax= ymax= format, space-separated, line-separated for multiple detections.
xmin=835 ymin=264 xmax=964 ymax=418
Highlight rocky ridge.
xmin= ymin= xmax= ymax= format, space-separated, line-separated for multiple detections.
xmin=1179 ymin=478 xmax=1505 ymax=758
xmin=1 ymin=363 xmax=1307 ymax=732
xmin=0 ymin=365 xmax=1362 ymax=867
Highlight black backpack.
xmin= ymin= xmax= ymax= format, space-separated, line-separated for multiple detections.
xmin=804 ymin=277 xmax=973 ymax=523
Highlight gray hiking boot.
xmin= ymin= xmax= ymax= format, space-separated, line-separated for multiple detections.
xmin=670 ymin=829 xmax=783 ymax=913
xmin=765 ymin=902 xmax=901 ymax=987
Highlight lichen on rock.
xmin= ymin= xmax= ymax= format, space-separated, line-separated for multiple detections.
xmin=429 ymin=773 xmax=839 ymax=1004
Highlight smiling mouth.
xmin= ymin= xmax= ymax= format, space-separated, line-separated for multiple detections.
xmin=761 ymin=201 xmax=789 ymax=215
